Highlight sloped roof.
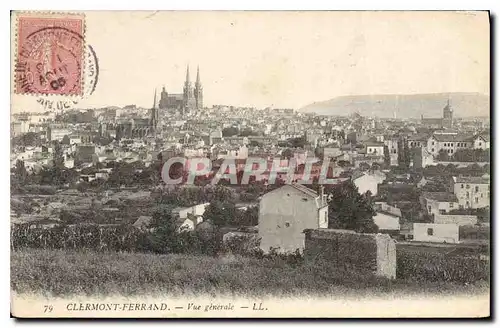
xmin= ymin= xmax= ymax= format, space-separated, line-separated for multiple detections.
xmin=431 ymin=134 xmax=474 ymax=142
xmin=475 ymin=134 xmax=490 ymax=142
xmin=351 ymin=170 xmax=366 ymax=181
xmin=455 ymin=176 xmax=490 ymax=184
xmin=133 ymin=215 xmax=152 ymax=228
xmin=363 ymin=141 xmax=385 ymax=147
xmin=289 ymin=183 xmax=318 ymax=198
xmin=408 ymin=133 xmax=431 ymax=141
xmin=422 ymin=192 xmax=458 ymax=203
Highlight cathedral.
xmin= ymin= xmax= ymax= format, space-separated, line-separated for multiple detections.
xmin=156 ymin=65 xmax=203 ymax=114
xmin=420 ymin=100 xmax=453 ymax=129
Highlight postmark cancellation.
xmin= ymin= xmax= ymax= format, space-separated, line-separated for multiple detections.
xmin=13 ymin=12 xmax=86 ymax=97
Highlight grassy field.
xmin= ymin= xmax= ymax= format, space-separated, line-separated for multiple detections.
xmin=11 ymin=249 xmax=489 ymax=298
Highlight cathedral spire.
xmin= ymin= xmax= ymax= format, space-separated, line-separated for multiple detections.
xmin=151 ymin=88 xmax=158 ymax=132
xmin=196 ymin=65 xmax=201 ymax=85
xmin=186 ymin=65 xmax=190 ymax=84
xmin=153 ymin=88 xmax=157 ymax=108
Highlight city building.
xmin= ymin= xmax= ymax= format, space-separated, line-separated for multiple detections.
xmin=258 ymin=184 xmax=328 ymax=253
xmin=413 ymin=223 xmax=459 ymax=243
xmin=420 ymin=100 xmax=453 ymax=129
xmin=420 ymin=192 xmax=459 ymax=216
xmin=453 ymin=176 xmax=490 ymax=209
xmin=158 ymin=65 xmax=203 ymax=114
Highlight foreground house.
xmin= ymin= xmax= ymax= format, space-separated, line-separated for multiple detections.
xmin=420 ymin=192 xmax=459 ymax=216
xmin=413 ymin=223 xmax=459 ymax=244
xmin=258 ymin=184 xmax=328 ymax=253
xmin=372 ymin=202 xmax=401 ymax=233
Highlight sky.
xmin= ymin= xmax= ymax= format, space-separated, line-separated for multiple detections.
xmin=11 ymin=11 xmax=490 ymax=112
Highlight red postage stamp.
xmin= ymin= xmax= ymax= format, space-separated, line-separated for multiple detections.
xmin=14 ymin=13 xmax=85 ymax=96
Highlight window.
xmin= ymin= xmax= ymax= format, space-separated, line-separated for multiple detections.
xmin=432 ymin=148 xmax=435 ymax=152
xmin=432 ymin=141 xmax=435 ymax=145
xmin=475 ymin=197 xmax=479 ymax=203
xmin=461 ymin=184 xmax=464 ymax=189
xmin=466 ymin=192 xmax=470 ymax=198
xmin=466 ymin=184 xmax=470 ymax=189
xmin=449 ymin=203 xmax=454 ymax=208
xmin=427 ymin=228 xmax=434 ymax=236
xmin=475 ymin=186 xmax=479 ymax=192
xmin=479 ymin=142 xmax=482 ymax=146
xmin=428 ymin=206 xmax=432 ymax=213
xmin=302 ymin=198 xmax=308 ymax=202
xmin=285 ymin=222 xmax=290 ymax=228
xmin=439 ymin=209 xmax=446 ymax=214
xmin=481 ymin=193 xmax=483 ymax=198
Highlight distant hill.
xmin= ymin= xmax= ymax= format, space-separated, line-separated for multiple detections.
xmin=299 ymin=93 xmax=490 ymax=118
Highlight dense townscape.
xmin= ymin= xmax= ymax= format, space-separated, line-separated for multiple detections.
xmin=11 ymin=66 xmax=490 ymax=296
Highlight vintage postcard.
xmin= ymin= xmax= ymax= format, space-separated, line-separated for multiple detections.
xmin=10 ymin=11 xmax=490 ymax=318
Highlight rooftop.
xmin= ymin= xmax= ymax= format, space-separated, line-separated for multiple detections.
xmin=422 ymin=192 xmax=458 ymax=203
xmin=455 ymin=176 xmax=490 ymax=184
xmin=289 ymin=183 xmax=318 ymax=198
xmin=431 ymin=134 xmax=474 ymax=142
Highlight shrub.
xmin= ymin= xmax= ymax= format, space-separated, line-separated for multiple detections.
xmin=397 ymin=249 xmax=489 ymax=284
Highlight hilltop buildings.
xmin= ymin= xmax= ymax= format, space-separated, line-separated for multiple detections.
xmin=158 ymin=65 xmax=203 ymax=114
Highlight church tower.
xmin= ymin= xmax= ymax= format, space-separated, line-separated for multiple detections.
xmin=158 ymin=86 xmax=169 ymax=110
xmin=183 ymin=65 xmax=196 ymax=112
xmin=194 ymin=65 xmax=203 ymax=110
xmin=443 ymin=98 xmax=453 ymax=128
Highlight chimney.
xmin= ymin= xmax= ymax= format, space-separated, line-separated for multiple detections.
xmin=320 ymin=185 xmax=327 ymax=205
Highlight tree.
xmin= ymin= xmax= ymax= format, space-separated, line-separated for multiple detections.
xmin=222 ymin=127 xmax=239 ymax=137
xmin=52 ymin=141 xmax=65 ymax=169
xmin=398 ymin=139 xmax=411 ymax=169
xmin=12 ymin=132 xmax=41 ymax=147
xmin=61 ymin=135 xmax=70 ymax=145
xmin=288 ymin=136 xmax=307 ymax=148
xmin=249 ymin=140 xmax=262 ymax=147
xmin=337 ymin=160 xmax=350 ymax=168
xmin=77 ymin=180 xmax=90 ymax=193
xmin=437 ymin=149 xmax=450 ymax=161
xmin=14 ymin=159 xmax=28 ymax=183
xmin=371 ymin=162 xmax=381 ymax=171
xmin=359 ymin=162 xmax=370 ymax=171
xmin=281 ymin=148 xmax=293 ymax=160
xmin=239 ymin=129 xmax=258 ymax=137
xmin=210 ymin=185 xmax=236 ymax=203
xmin=147 ymin=205 xmax=180 ymax=253
xmin=327 ymin=180 xmax=378 ymax=233
xmin=203 ymin=199 xmax=237 ymax=255
xmin=383 ymin=145 xmax=391 ymax=166
xmin=239 ymin=206 xmax=259 ymax=226
xmin=203 ymin=200 xmax=236 ymax=228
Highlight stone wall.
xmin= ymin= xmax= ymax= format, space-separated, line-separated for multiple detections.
xmin=303 ymin=229 xmax=396 ymax=279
